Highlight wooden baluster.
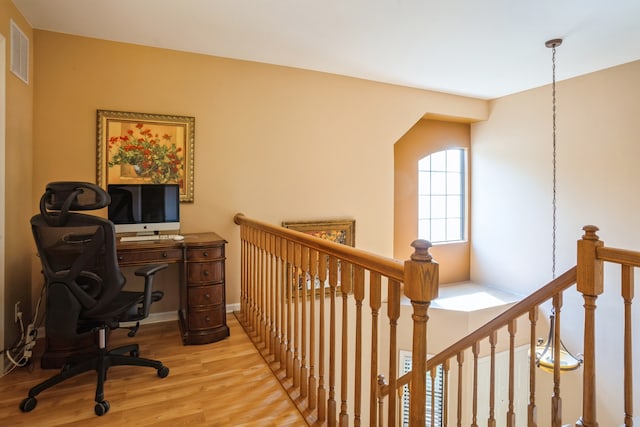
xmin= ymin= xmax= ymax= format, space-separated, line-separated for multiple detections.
xmin=622 ymin=265 xmax=634 ymax=427
xmin=443 ymin=359 xmax=450 ymax=427
xmin=430 ymin=367 xmax=437 ymax=426
xmin=576 ymin=225 xmax=603 ymax=427
xmin=507 ymin=320 xmax=517 ymax=427
xmin=270 ymin=234 xmax=277 ymax=357
xmin=488 ymin=331 xmax=497 ymax=427
xmin=266 ymin=234 xmax=273 ymax=356
xmin=273 ymin=236 xmax=281 ymax=364
xmin=309 ymin=249 xmax=319 ymax=410
xmin=328 ymin=255 xmax=339 ymax=426
xmin=528 ymin=307 xmax=538 ymax=427
xmin=471 ymin=342 xmax=480 ymax=427
xmin=286 ymin=241 xmax=294 ymax=379
xmin=239 ymin=226 xmax=246 ymax=321
xmin=279 ymin=236 xmax=288 ymax=370
xmin=551 ymin=294 xmax=562 ymax=427
xmin=251 ymin=228 xmax=258 ymax=333
xmin=300 ymin=246 xmax=309 ymax=398
xmin=387 ymin=279 xmax=401 ymax=427
xmin=403 ymin=239 xmax=439 ymax=427
xmin=457 ymin=351 xmax=464 ymax=427
xmin=377 ymin=375 xmax=387 ymax=427
xmin=262 ymin=232 xmax=271 ymax=354
xmin=293 ymin=243 xmax=302 ymax=389
xmin=317 ymin=252 xmax=328 ymax=422
xmin=339 ymin=261 xmax=353 ymax=426
xmin=369 ymin=272 xmax=382 ymax=427
xmin=353 ymin=266 xmax=365 ymax=427
xmin=257 ymin=231 xmax=264 ymax=344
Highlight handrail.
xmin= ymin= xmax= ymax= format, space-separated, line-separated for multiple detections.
xmin=234 ymin=213 xmax=404 ymax=280
xmin=395 ymin=265 xmax=578 ymax=387
xmin=597 ymin=246 xmax=640 ymax=266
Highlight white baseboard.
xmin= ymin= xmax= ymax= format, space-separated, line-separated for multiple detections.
xmin=35 ymin=307 xmax=240 ymax=339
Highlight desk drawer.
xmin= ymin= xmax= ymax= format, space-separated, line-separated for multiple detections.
xmin=187 ymin=246 xmax=224 ymax=261
xmin=187 ymin=261 xmax=224 ymax=284
xmin=188 ymin=284 xmax=223 ymax=307
xmin=188 ymin=307 xmax=224 ymax=331
xmin=117 ymin=248 xmax=183 ymax=266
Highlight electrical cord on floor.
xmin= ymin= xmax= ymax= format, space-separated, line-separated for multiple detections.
xmin=1 ymin=282 xmax=46 ymax=375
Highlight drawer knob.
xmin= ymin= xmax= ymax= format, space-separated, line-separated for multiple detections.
xmin=162 ymin=252 xmax=168 ymax=258
xmin=118 ymin=256 xmax=123 ymax=261
xmin=205 ymin=315 xmax=211 ymax=323
xmin=203 ymin=251 xmax=209 ymax=257
xmin=203 ymin=270 xmax=209 ymax=276
xmin=205 ymin=293 xmax=211 ymax=300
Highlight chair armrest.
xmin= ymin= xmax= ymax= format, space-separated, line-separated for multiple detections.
xmin=134 ymin=263 xmax=169 ymax=277
xmin=134 ymin=263 xmax=169 ymax=318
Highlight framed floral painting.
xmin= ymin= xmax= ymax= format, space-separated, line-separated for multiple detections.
xmin=96 ymin=110 xmax=195 ymax=202
xmin=282 ymin=219 xmax=355 ymax=247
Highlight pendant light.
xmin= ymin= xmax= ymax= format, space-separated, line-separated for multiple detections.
xmin=533 ymin=38 xmax=582 ymax=374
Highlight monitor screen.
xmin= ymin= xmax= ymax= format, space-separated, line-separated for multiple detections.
xmin=107 ymin=184 xmax=180 ymax=234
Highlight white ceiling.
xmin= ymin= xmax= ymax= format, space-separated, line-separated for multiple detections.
xmin=12 ymin=0 xmax=640 ymax=99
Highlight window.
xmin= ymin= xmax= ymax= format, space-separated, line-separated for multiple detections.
xmin=400 ymin=351 xmax=445 ymax=427
xmin=418 ymin=148 xmax=465 ymax=243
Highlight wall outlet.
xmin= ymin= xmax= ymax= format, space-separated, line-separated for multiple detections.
xmin=14 ymin=301 xmax=21 ymax=323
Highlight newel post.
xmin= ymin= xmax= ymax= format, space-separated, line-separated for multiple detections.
xmin=403 ymin=240 xmax=439 ymax=427
xmin=576 ymin=225 xmax=603 ymax=427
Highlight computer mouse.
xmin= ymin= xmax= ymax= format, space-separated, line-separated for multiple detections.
xmin=173 ymin=235 xmax=185 ymax=241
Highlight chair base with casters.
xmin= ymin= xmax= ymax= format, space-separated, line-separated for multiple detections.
xmin=20 ymin=326 xmax=170 ymax=416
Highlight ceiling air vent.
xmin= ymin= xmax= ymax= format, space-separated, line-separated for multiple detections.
xmin=10 ymin=20 xmax=29 ymax=84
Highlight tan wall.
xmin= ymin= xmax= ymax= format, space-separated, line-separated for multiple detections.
xmin=1 ymin=0 xmax=33 ymax=349
xmin=30 ymin=30 xmax=487 ymax=313
xmin=394 ymin=119 xmax=470 ymax=283
xmin=471 ymin=59 xmax=640 ymax=425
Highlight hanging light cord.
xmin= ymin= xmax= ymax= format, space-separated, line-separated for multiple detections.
xmin=547 ymin=39 xmax=562 ymax=280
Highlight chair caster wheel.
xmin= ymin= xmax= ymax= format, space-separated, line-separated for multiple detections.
xmin=157 ymin=366 xmax=169 ymax=378
xmin=19 ymin=396 xmax=37 ymax=412
xmin=94 ymin=400 xmax=110 ymax=416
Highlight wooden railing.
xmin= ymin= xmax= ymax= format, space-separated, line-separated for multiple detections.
xmin=234 ymin=215 xmax=636 ymax=427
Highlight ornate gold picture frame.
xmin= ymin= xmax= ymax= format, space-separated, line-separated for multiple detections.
xmin=282 ymin=218 xmax=355 ymax=247
xmin=96 ymin=110 xmax=195 ymax=202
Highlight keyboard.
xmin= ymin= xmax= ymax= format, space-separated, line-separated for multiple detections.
xmin=120 ymin=234 xmax=183 ymax=242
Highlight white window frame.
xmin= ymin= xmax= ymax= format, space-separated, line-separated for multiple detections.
xmin=417 ymin=148 xmax=466 ymax=244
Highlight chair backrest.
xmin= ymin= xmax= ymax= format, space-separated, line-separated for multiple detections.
xmin=31 ymin=182 xmax=126 ymax=341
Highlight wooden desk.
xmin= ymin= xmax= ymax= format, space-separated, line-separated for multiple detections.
xmin=41 ymin=232 xmax=229 ymax=368
xmin=116 ymin=232 xmax=230 ymax=345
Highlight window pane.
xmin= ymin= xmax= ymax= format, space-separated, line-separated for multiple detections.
xmin=418 ymin=171 xmax=430 ymax=195
xmin=446 ymin=149 xmax=462 ymax=173
xmin=418 ymin=156 xmax=430 ymax=171
xmin=430 ymin=219 xmax=446 ymax=242
xmin=447 ymin=195 xmax=461 ymax=218
xmin=418 ymin=219 xmax=430 ymax=241
xmin=447 ymin=218 xmax=462 ymax=241
xmin=446 ymin=172 xmax=461 ymax=195
xmin=430 ymin=151 xmax=446 ymax=171
xmin=417 ymin=148 xmax=466 ymax=244
xmin=418 ymin=196 xmax=430 ymax=218
xmin=431 ymin=195 xmax=446 ymax=218
xmin=431 ymin=172 xmax=446 ymax=195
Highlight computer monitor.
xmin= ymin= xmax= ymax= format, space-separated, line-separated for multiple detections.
xmin=107 ymin=183 xmax=180 ymax=235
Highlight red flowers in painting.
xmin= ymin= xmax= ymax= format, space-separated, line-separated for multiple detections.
xmin=108 ymin=124 xmax=183 ymax=183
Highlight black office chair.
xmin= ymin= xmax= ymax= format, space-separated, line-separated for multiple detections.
xmin=20 ymin=182 xmax=170 ymax=416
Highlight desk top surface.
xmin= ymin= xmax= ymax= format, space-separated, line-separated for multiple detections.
xmin=116 ymin=231 xmax=226 ymax=251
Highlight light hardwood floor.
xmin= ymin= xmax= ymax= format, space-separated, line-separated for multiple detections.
xmin=0 ymin=314 xmax=307 ymax=426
